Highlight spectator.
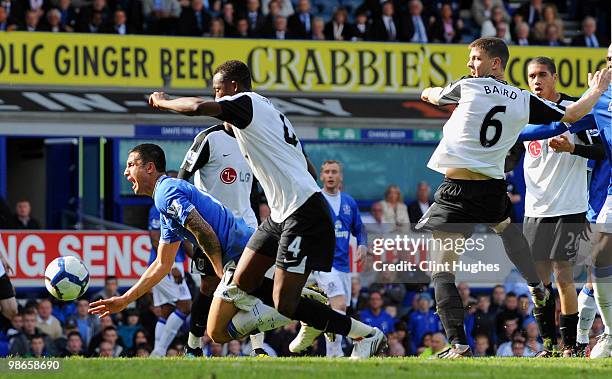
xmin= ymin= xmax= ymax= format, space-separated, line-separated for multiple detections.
xmin=348 ymin=276 xmax=367 ymax=315
xmin=208 ymin=341 xmax=223 ymax=357
xmin=365 ymin=201 xmax=392 ymax=237
xmin=41 ymin=8 xmax=67 ymax=32
xmin=324 ymin=7 xmax=353 ymax=41
xmin=9 ymin=310 xmax=57 ymax=356
xmin=166 ymin=345 xmax=179 ymax=356
xmin=523 ymin=319 xmax=542 ymax=356
xmin=61 ymin=331 xmax=85 ymax=357
xmin=457 ymin=282 xmax=475 ymax=308
xmin=142 ymin=0 xmax=181 ymax=34
xmin=118 ymin=309 xmax=141 ymax=349
xmin=179 ymin=0 xmax=211 ymax=36
xmin=244 ymin=0 xmax=265 ymax=37
xmin=83 ymin=11 xmax=105 ymax=33
xmin=430 ymin=3 xmax=463 ymax=43
xmin=310 ymin=16 xmax=324 ymax=40
xmin=378 ymin=185 xmax=410 ymax=233
xmin=408 ymin=182 xmax=431 ymax=230
xmin=352 ymin=12 xmax=368 ymax=41
xmin=221 ymin=2 xmax=236 ymax=36
xmin=490 ymin=284 xmax=506 ymax=315
xmin=516 ymin=0 xmax=543 ymax=26
xmin=134 ymin=343 xmax=152 ymax=357
xmin=79 ymin=0 xmax=112 ymax=31
xmin=7 ymin=313 xmax=23 ymax=342
xmin=533 ymin=3 xmax=564 ymax=42
xmin=261 ymin=0 xmax=280 ymax=36
xmin=206 ymin=16 xmax=224 ymax=37
xmin=399 ymin=0 xmax=430 ymax=43
xmin=496 ymin=331 xmax=524 ymax=356
xmin=480 ymin=5 xmax=506 ymax=38
xmin=93 ymin=276 xmax=120 ymax=302
xmin=261 ymin=0 xmax=292 ymax=18
xmin=359 ymin=291 xmax=396 ymax=335
xmin=287 ymin=0 xmax=313 ymax=39
xmin=258 ymin=202 xmax=271 ymax=222
xmin=97 ymin=340 xmax=114 ymax=357
xmin=107 ymin=10 xmax=133 ymax=34
xmin=19 ymin=11 xmax=41 ymax=32
xmin=27 ymin=334 xmax=51 ymax=358
xmin=0 ymin=5 xmax=8 ymax=30
xmin=418 ymin=331 xmax=449 ymax=358
xmin=387 ymin=335 xmax=406 ymax=356
xmin=87 ymin=314 xmax=114 ymax=355
xmin=471 ymin=0 xmax=509 ymax=27
xmin=513 ymin=22 xmax=532 ymax=46
xmin=571 ymin=16 xmax=603 ymax=47
xmin=125 ymin=329 xmax=151 ymax=356
xmin=470 ymin=293 xmax=496 ymax=343
xmin=67 ymin=299 xmax=99 ymax=346
xmin=473 ymin=334 xmax=491 ymax=357
xmin=95 ymin=326 xmax=124 ymax=357
xmin=498 ymin=317 xmax=520 ymax=346
xmin=540 ymin=23 xmax=565 ymax=46
xmin=57 ymin=0 xmax=78 ymax=32
xmin=494 ymin=21 xmax=511 ymax=44
xmin=36 ymin=299 xmax=63 ymax=341
xmin=356 ymin=0 xmax=388 ymax=19
xmin=227 ymin=339 xmax=244 ymax=356
xmin=234 ymin=17 xmax=250 ymax=37
xmin=511 ymin=339 xmax=526 ymax=357
xmin=269 ymin=15 xmax=288 ymax=39
xmin=407 ymin=292 xmax=442 ymax=354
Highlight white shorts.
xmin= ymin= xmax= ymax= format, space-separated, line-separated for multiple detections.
xmin=313 ymin=268 xmax=351 ymax=307
xmin=152 ymin=274 xmax=191 ymax=307
xmin=596 ymin=195 xmax=612 ymax=234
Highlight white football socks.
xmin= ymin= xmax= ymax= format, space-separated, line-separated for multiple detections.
xmin=348 ymin=319 xmax=375 ymax=339
xmin=229 ymin=299 xmax=292 ymax=337
xmin=187 ymin=332 xmax=202 ymax=349
xmin=250 ymin=332 xmax=265 ymax=350
xmin=153 ymin=317 xmax=166 ymax=352
xmin=577 ymin=285 xmax=597 ymax=344
xmin=593 ymin=266 xmax=612 ymax=335
xmin=156 ymin=310 xmax=187 ymax=355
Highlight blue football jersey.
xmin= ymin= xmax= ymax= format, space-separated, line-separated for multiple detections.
xmin=148 ymin=206 xmax=186 ymax=266
xmin=153 ymin=176 xmax=253 ymax=265
xmin=323 ymin=192 xmax=367 ymax=273
xmin=592 ymin=86 xmax=612 ymax=196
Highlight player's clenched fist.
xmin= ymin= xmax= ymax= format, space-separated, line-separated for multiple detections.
xmin=148 ymin=91 xmax=169 ymax=109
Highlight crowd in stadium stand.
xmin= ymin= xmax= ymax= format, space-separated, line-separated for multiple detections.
xmin=2 ymin=273 xmax=605 ymax=357
xmin=0 ymin=0 xmax=609 ymax=47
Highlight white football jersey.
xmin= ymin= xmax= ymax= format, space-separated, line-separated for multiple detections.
xmin=523 ymin=95 xmax=590 ymax=217
xmin=216 ymin=92 xmax=320 ymax=223
xmin=0 ymin=257 xmax=5 ymax=277
xmin=428 ymin=77 xmax=566 ymax=179
xmin=180 ymin=124 xmax=258 ymax=228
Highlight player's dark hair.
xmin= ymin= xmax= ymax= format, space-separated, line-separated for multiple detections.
xmin=128 ymin=144 xmax=166 ymax=173
xmin=214 ymin=60 xmax=252 ymax=90
xmin=528 ymin=56 xmax=556 ymax=75
xmin=469 ymin=37 xmax=509 ymax=69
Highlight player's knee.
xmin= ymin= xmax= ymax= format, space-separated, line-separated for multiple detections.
xmin=233 ymin=271 xmax=258 ymax=293
xmin=208 ymin=328 xmax=231 ymax=344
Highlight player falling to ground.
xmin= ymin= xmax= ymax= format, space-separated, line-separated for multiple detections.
xmin=148 ymin=170 xmax=193 ymax=357
xmin=583 ymin=44 xmax=612 ymax=359
xmin=290 ymin=160 xmax=368 ymax=357
xmin=417 ymin=37 xmax=611 ymax=358
xmin=147 ymin=60 xmax=386 ymax=358
xmin=177 ymin=123 xmax=267 ymax=356
xmin=505 ymin=57 xmax=606 ymax=357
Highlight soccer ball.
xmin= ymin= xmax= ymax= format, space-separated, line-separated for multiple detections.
xmin=44 ymin=256 xmax=90 ymax=301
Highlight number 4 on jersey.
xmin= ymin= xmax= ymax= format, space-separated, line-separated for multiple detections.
xmin=287 ymin=236 xmax=302 ymax=258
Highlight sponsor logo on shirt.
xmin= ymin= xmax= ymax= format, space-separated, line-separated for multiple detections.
xmin=167 ymin=199 xmax=183 ymax=218
xmin=528 ymin=140 xmax=542 ymax=158
xmin=342 ymin=204 xmax=351 ymax=216
xmin=220 ymin=167 xmax=237 ymax=184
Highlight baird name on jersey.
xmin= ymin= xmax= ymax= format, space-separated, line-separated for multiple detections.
xmin=483 ymin=85 xmax=518 ymax=99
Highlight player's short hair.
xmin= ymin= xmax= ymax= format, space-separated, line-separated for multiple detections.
xmin=469 ymin=37 xmax=509 ymax=69
xmin=321 ymin=160 xmax=342 ymax=172
xmin=214 ymin=60 xmax=252 ymax=90
xmin=528 ymin=56 xmax=556 ymax=75
xmin=128 ymin=144 xmax=166 ymax=173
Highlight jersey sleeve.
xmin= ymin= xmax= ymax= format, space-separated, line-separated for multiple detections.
xmin=527 ymin=94 xmax=565 ymax=124
xmin=156 ymin=182 xmax=196 ymax=228
xmin=437 ymin=78 xmax=464 ymax=106
xmin=216 ymin=93 xmax=254 ymax=129
xmin=179 ymin=131 xmax=211 ymax=180
xmin=159 ymin=215 xmax=181 ymax=244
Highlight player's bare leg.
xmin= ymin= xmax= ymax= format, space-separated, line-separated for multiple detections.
xmin=590 ymin=230 xmax=612 ymax=358
xmin=186 ymin=275 xmax=219 ymax=356
xmin=553 ymin=260 xmax=579 ymax=356
xmin=430 ymin=230 xmax=472 ymax=358
xmin=233 ymin=248 xmax=275 ymax=293
xmin=207 ymin=297 xmax=241 ymax=343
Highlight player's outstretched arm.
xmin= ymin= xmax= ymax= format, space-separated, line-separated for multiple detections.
xmin=562 ymin=68 xmax=611 ymax=123
xmin=148 ymin=91 xmax=223 ymax=117
xmin=420 ymin=87 xmax=445 ymax=105
xmin=184 ymin=208 xmax=224 ymax=278
xmin=88 ymin=241 xmax=180 ymax=318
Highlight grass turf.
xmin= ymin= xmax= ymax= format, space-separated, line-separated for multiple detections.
xmin=2 ymin=357 xmax=611 ymax=379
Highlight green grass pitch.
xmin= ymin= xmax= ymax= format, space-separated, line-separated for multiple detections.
xmin=3 ymin=357 xmax=612 ymax=379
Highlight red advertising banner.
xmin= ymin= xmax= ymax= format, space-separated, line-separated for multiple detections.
xmin=0 ymin=231 xmax=176 ymax=288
